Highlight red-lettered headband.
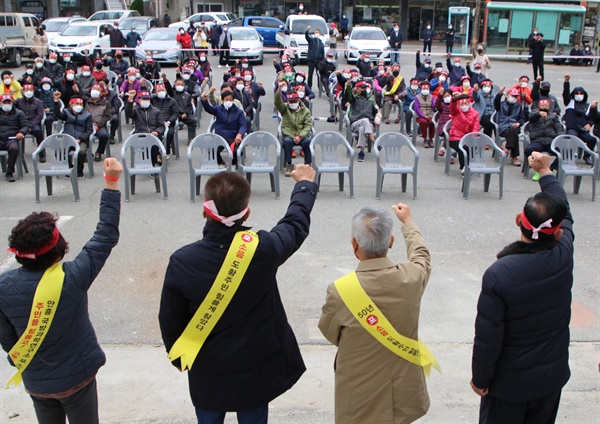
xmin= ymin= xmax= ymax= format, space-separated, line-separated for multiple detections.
xmin=204 ymin=200 xmax=248 ymax=227
xmin=520 ymin=211 xmax=561 ymax=240
xmin=7 ymin=226 xmax=60 ymax=259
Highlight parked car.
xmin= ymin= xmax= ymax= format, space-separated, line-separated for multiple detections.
xmin=48 ymin=21 xmax=114 ymax=62
xmin=19 ymin=0 xmax=46 ymax=21
xmin=169 ymin=12 xmax=235 ymax=29
xmin=88 ymin=10 xmax=140 ymax=25
xmin=228 ymin=16 xmax=284 ymax=47
xmin=42 ymin=16 xmax=86 ymax=44
xmin=119 ymin=16 xmax=161 ymax=38
xmin=0 ymin=12 xmax=42 ymax=66
xmin=227 ymin=27 xmax=263 ymax=65
xmin=135 ymin=27 xmax=181 ymax=64
xmin=344 ymin=26 xmax=391 ymax=64
xmin=276 ymin=14 xmax=328 ymax=63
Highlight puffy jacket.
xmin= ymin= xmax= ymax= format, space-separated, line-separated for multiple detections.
xmin=473 ymin=89 xmax=496 ymax=118
xmin=275 ymin=92 xmax=312 ymax=139
xmin=494 ymin=94 xmax=524 ymax=133
xmin=423 ymin=28 xmax=434 ymax=40
xmin=44 ymin=61 xmax=65 ymax=86
xmin=414 ymin=52 xmax=431 ymax=81
xmin=124 ymin=101 xmax=165 ymax=137
xmin=36 ymin=87 xmax=56 ymax=116
xmin=106 ymin=90 xmax=121 ymax=115
xmin=75 ymin=74 xmax=95 ymax=97
xmin=120 ymin=79 xmax=141 ymax=96
xmin=531 ymin=83 xmax=561 ymax=115
xmin=0 ymin=190 xmax=120 ymax=394
xmin=85 ymin=98 xmax=112 ymax=129
xmin=103 ymin=57 xmax=129 ymax=77
xmin=0 ymin=106 xmax=29 ymax=142
xmin=562 ymin=82 xmax=592 ymax=130
xmin=449 ymin=100 xmax=480 ymax=140
xmin=305 ymin=31 xmax=325 ymax=62
xmin=15 ymin=96 xmax=44 ymax=127
xmin=54 ymin=103 xmax=93 ymax=143
xmin=201 ymin=99 xmax=246 ymax=141
xmin=1 ymin=80 xmax=23 ymax=100
xmin=446 ymin=57 xmax=466 ymax=86
xmin=152 ymin=96 xmax=179 ymax=124
xmin=527 ymin=111 xmax=564 ymax=145
xmin=346 ymin=87 xmax=379 ymax=124
xmin=466 ymin=65 xmax=486 ymax=87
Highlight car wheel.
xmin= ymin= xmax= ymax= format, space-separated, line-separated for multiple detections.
xmin=11 ymin=50 xmax=22 ymax=67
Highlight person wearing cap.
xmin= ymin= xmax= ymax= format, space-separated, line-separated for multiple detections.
xmin=414 ymin=50 xmax=432 ymax=82
xmin=446 ymin=23 xmax=455 ymax=53
xmin=562 ymin=75 xmax=596 ymax=165
xmin=530 ymin=32 xmax=548 ymax=80
xmin=347 ymin=79 xmax=381 ymax=162
xmin=28 ymin=57 xmax=52 ymax=89
xmin=446 ymin=54 xmax=466 ymax=87
xmin=357 ymin=53 xmax=375 ymax=78
xmin=448 ymin=92 xmax=480 ymax=173
xmin=399 ymin=78 xmax=420 ymax=135
xmin=159 ymin=160 xmax=317 ymax=423
xmin=85 ymin=84 xmax=112 ymax=162
xmin=472 ymin=151 xmax=574 ymax=423
xmin=494 ymin=86 xmax=525 ymax=167
xmin=414 ymin=81 xmax=435 ymax=148
xmin=531 ymin=78 xmax=561 ymax=116
xmin=473 ymin=78 xmax=497 ymax=139
xmin=472 ymin=43 xmax=491 ymax=75
xmin=125 ymin=90 xmax=165 ymax=166
xmin=178 ymin=66 xmax=201 ymax=103
xmin=75 ymin=65 xmax=95 ymax=99
xmin=19 ymin=63 xmax=36 ymax=87
xmin=524 ymin=99 xmax=564 ymax=180
xmin=381 ymin=64 xmax=404 ymax=125
xmin=44 ymin=52 xmax=65 ymax=87
xmin=53 ymin=92 xmax=93 ymax=178
xmin=97 ymin=79 xmax=120 ymax=145
xmin=107 ymin=22 xmax=125 ymax=56
xmin=373 ymin=65 xmax=388 ymax=107
xmin=0 ymin=95 xmax=29 ymax=182
xmin=466 ymin=61 xmax=486 ymax=87
xmin=206 ymin=83 xmax=243 ymax=109
xmin=152 ymin=83 xmax=181 ymax=157
xmin=429 ymin=70 xmax=449 ymax=97
xmin=36 ymin=77 xmax=57 ymax=138
xmin=217 ymin=23 xmax=232 ymax=68
xmin=511 ymin=76 xmax=533 ymax=119
xmin=1 ymin=71 xmax=22 ymax=100
xmin=329 ymin=22 xmax=339 ymax=49
xmin=290 ymin=70 xmax=314 ymax=102
xmin=59 ymin=68 xmax=78 ymax=105
xmin=305 ymin=25 xmax=325 ymax=90
xmin=275 ymin=83 xmax=312 ymax=176
xmin=125 ymin=25 xmax=142 ymax=63
xmin=92 ymin=59 xmax=107 ymax=83
xmin=162 ymin=10 xmax=171 ymax=27
xmin=450 ymin=75 xmax=475 ymax=102
xmin=317 ymin=51 xmax=337 ymax=98
xmin=120 ymin=68 xmax=142 ymax=99
xmin=0 ymin=157 xmax=122 ymax=422
xmin=139 ymin=57 xmax=160 ymax=81
xmin=15 ymin=84 xmax=44 ymax=158
xmin=388 ymin=22 xmax=403 ymax=64
xmin=103 ymin=51 xmax=129 ymax=85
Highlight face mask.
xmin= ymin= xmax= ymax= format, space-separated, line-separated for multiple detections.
xmin=285 ymin=72 xmax=293 ymax=78
xmin=394 ymin=27 xmax=399 ymax=31
xmin=477 ymin=49 xmax=483 ymax=54
xmin=448 ymin=26 xmax=452 ymax=29
xmin=298 ymin=91 xmax=305 ymax=98
xmin=443 ymin=97 xmax=451 ymax=104
xmin=424 ymin=64 xmax=430 ymax=69
xmin=366 ymin=89 xmax=371 ymax=95
xmin=463 ymin=82 xmax=470 ymax=88
xmin=139 ymin=100 xmax=150 ymax=108
xmin=482 ymin=86 xmax=491 ymax=94
xmin=299 ymin=6 xmax=303 ymax=10
xmin=136 ymin=73 xmax=141 ymax=79
xmin=288 ymin=102 xmax=299 ymax=110
xmin=90 ymin=89 xmax=100 ymax=98
xmin=420 ymin=89 xmax=430 ymax=96
xmin=35 ymin=62 xmax=43 ymax=69
xmin=281 ymin=85 xmax=288 ymax=93
xmin=236 ymin=84 xmax=244 ymax=91
xmin=460 ymin=105 xmax=470 ymax=112
xmin=49 ymin=59 xmax=56 ymax=64
xmin=82 ymin=71 xmax=91 ymax=77
xmin=439 ymin=76 xmax=446 ymax=82
xmin=96 ymin=64 xmax=103 ymax=70
xmin=223 ymin=100 xmax=233 ymax=109
xmin=116 ymin=55 xmax=122 ymax=59
xmin=410 ymin=85 xmax=418 ymax=91
xmin=244 ymin=75 xmax=252 ymax=82
xmin=392 ymin=71 xmax=399 ymax=77
xmin=157 ymin=91 xmax=167 ymax=99
xmin=242 ymin=63 xmax=248 ymax=68
xmin=327 ymin=59 xmax=335 ymax=63
xmin=453 ymin=62 xmax=460 ymax=67
xmin=352 ymin=77 xmax=359 ymax=82
xmin=506 ymin=96 xmax=516 ymax=104
xmin=427 ymin=26 xmax=431 ymax=30
xmin=314 ymin=33 xmax=320 ymax=38
xmin=474 ymin=70 xmax=481 ymax=75
xmin=234 ymin=73 xmax=241 ymax=78
xmin=436 ymin=67 xmax=443 ymax=73
xmin=539 ymin=109 xmax=549 ymax=113
xmin=24 ymin=91 xmax=34 ymax=99
xmin=521 ymin=82 xmax=528 ymax=88
xmin=182 ymin=74 xmax=191 ymax=80
xmin=180 ymin=30 xmax=185 ymax=34
xmin=223 ymin=28 xmax=228 ymax=32
xmin=128 ymin=75 xmax=136 ymax=81
xmin=533 ymin=31 xmax=538 ymax=35
xmin=363 ymin=58 xmax=369 ymax=62
xmin=42 ymin=84 xmax=51 ymax=91
xmin=175 ymin=85 xmax=184 ymax=92
xmin=342 ymin=73 xmax=350 ymax=79
xmin=72 ymin=105 xmax=83 ymax=113
xmin=66 ymin=74 xmax=75 ymax=81
xmin=26 ymin=69 xmax=34 ymax=75
xmin=200 ymin=57 xmax=206 ymax=62
xmin=378 ymin=70 xmax=384 ymax=75
xmin=296 ymin=76 xmax=304 ymax=83
xmin=1 ymin=104 xmax=12 ymax=112
xmin=574 ymin=94 xmax=584 ymax=102
xmin=64 ymin=57 xmax=71 ymax=62
xmin=540 ymin=89 xmax=550 ymax=96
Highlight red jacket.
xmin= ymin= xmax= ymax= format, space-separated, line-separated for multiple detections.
xmin=177 ymin=32 xmax=193 ymax=49
xmin=511 ymin=84 xmax=532 ymax=105
xmin=449 ymin=100 xmax=480 ymax=140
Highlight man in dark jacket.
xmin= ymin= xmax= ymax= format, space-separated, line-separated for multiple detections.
xmin=159 ymin=164 xmax=317 ymax=424
xmin=0 ymin=158 xmax=122 ymax=424
xmin=0 ymin=94 xmax=29 ymax=182
xmin=305 ymin=26 xmax=325 ymax=90
xmin=531 ymin=79 xmax=561 ymax=115
xmin=415 ymin=51 xmax=432 ymax=83
xmin=125 ymin=90 xmax=165 ymax=166
xmin=124 ymin=27 xmax=142 ymax=63
xmin=471 ymin=152 xmax=574 ymax=424
xmin=36 ymin=77 xmax=57 ymax=138
xmin=388 ymin=23 xmax=403 ymax=64
xmin=524 ymin=99 xmax=564 ymax=180
xmin=530 ymin=32 xmax=548 ymax=80
xmin=494 ymin=87 xmax=525 ymax=166
xmin=446 ymin=54 xmax=467 ymax=87
xmin=165 ymin=77 xmax=197 ymax=146
xmin=446 ymin=23 xmax=455 ymax=53
xmin=152 ymin=83 xmax=180 ymax=157
xmin=422 ymin=23 xmax=434 ymax=53
xmin=15 ymin=84 xmax=44 ymax=160
xmin=44 ymin=52 xmax=65 ymax=87
xmin=562 ymin=76 xmax=596 ymax=164
xmin=108 ymin=24 xmax=126 ymax=56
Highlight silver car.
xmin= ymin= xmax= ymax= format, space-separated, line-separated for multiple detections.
xmin=227 ymin=27 xmax=263 ymax=65
xmin=135 ymin=28 xmax=181 ymax=64
xmin=345 ymin=26 xmax=391 ymax=64
xmin=43 ymin=17 xmax=86 ymax=44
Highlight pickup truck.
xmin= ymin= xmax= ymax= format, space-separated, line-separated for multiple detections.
xmin=275 ymin=14 xmax=328 ymax=63
xmin=228 ymin=16 xmax=284 ymax=47
xmin=0 ymin=13 xmax=41 ymax=66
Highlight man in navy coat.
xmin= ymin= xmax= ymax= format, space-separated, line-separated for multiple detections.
xmin=159 ymin=166 xmax=317 ymax=424
xmin=471 ymin=152 xmax=574 ymax=423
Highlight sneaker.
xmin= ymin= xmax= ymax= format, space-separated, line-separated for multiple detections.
xmin=394 ymin=117 xmax=400 ymax=124
xmin=77 ymin=171 xmax=84 ymax=179
xmin=109 ymin=137 xmax=116 ymax=145
xmin=217 ymin=64 xmax=223 ymax=68
xmin=450 ymin=157 xmax=455 ymax=165
xmin=166 ymin=154 xmax=171 ymax=161
xmin=384 ymin=119 xmax=390 ymax=125
xmin=428 ymin=139 xmax=434 ymax=148
xmin=284 ymin=163 xmax=294 ymax=177
xmin=511 ymin=157 xmax=521 ymax=167
xmin=94 ymin=152 xmax=102 ymax=162
xmin=423 ymin=139 xmax=429 ymax=149
xmin=327 ymin=116 xmax=335 ymax=123
xmin=531 ymin=172 xmax=541 ymax=181
xmin=358 ymin=150 xmax=365 ymax=162
xmin=5 ymin=172 xmax=15 ymax=182
xmin=291 ymin=150 xmax=297 ymax=158
xmin=218 ymin=163 xmax=226 ymax=169
xmin=438 ymin=147 xmax=446 ymax=157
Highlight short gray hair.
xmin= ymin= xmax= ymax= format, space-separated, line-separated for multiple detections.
xmin=351 ymin=207 xmax=394 ymax=259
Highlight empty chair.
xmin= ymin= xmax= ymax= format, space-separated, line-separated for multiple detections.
xmin=188 ymin=134 xmax=232 ymax=203
xmin=236 ymin=132 xmax=281 ymax=199
xmin=551 ymin=135 xmax=598 ymax=201
xmin=459 ymin=132 xmax=506 ymax=199
xmin=31 ymin=134 xmax=80 ymax=202
xmin=120 ymin=134 xmax=168 ymax=201
xmin=375 ymin=132 xmax=419 ymax=200
xmin=310 ymin=131 xmax=354 ymax=198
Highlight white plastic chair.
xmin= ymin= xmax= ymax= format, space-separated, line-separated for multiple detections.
xmin=120 ymin=133 xmax=168 ymax=201
xmin=374 ymin=132 xmax=419 ymax=200
xmin=459 ymin=132 xmax=506 ymax=200
xmin=551 ymin=135 xmax=598 ymax=201
xmin=236 ymin=132 xmax=281 ymax=199
xmin=310 ymin=131 xmax=355 ymax=198
xmin=187 ymin=133 xmax=232 ymax=203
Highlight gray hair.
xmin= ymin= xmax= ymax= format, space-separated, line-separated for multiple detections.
xmin=351 ymin=207 xmax=394 ymax=259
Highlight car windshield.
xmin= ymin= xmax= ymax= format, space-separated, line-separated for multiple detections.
xmin=44 ymin=20 xmax=68 ymax=32
xmin=60 ymin=25 xmax=97 ymax=36
xmin=217 ymin=13 xmax=236 ymax=21
xmin=231 ymin=29 xmax=258 ymax=40
xmin=120 ymin=19 xmax=147 ymax=30
xmin=144 ymin=30 xmax=176 ymax=41
xmin=290 ymin=19 xmax=326 ymax=34
xmin=352 ymin=29 xmax=386 ymax=41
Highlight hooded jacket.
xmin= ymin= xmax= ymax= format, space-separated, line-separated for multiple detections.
xmin=562 ymin=82 xmax=592 ymax=130
xmin=527 ymin=110 xmax=564 ymax=145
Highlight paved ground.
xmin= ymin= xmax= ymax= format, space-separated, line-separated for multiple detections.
xmin=0 ymin=42 xmax=599 ymax=423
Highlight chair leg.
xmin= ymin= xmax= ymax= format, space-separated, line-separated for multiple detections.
xmin=269 ymin=173 xmax=275 ymax=192
xmin=375 ymin=170 xmax=382 ymax=199
xmin=131 ymin=175 xmax=136 ymax=195
xmin=71 ymin=173 xmax=80 ymax=202
xmin=592 ymin=176 xmax=596 ymax=201
xmin=190 ymin=175 xmax=195 ymax=203
xmin=484 ymin=174 xmax=491 ymax=192
xmin=161 ymin=170 xmax=168 ymax=199
xmin=316 ymin=172 xmax=321 ymax=191
xmin=573 ymin=176 xmax=582 ymax=194
xmin=338 ymin=172 xmax=344 ymax=192
xmin=348 ymin=171 xmax=354 ymax=199
xmin=196 ymin=176 xmax=201 ymax=196
xmin=154 ymin=173 xmax=161 ymax=193
xmin=499 ymin=170 xmax=504 ymax=200
xmin=401 ymin=173 xmax=407 ymax=193
xmin=35 ymin=175 xmax=40 ymax=202
xmin=463 ymin=170 xmax=471 ymax=199
xmin=46 ymin=175 xmax=53 ymax=196
xmin=246 ymin=172 xmax=252 ymax=185
xmin=412 ymin=172 xmax=418 ymax=200
xmin=274 ymin=172 xmax=280 ymax=199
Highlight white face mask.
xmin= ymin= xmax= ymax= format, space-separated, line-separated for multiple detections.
xmin=128 ymin=75 xmax=136 ymax=81
xmin=1 ymin=104 xmax=12 ymax=112
xmin=410 ymin=85 xmax=418 ymax=91
xmin=244 ymin=75 xmax=252 ymax=82
xmin=574 ymin=94 xmax=584 ymax=102
xmin=424 ymin=64 xmax=430 ymax=69
xmin=236 ymin=84 xmax=244 ymax=91
xmin=26 ymin=69 xmax=34 ymax=75
xmin=64 ymin=57 xmax=71 ymax=62
xmin=420 ymin=89 xmax=430 ymax=96
xmin=482 ymin=86 xmax=491 ymax=94
xmin=453 ymin=62 xmax=460 ymax=67
xmin=90 ymin=89 xmax=100 ymax=99
xmin=200 ymin=57 xmax=206 ymax=62
xmin=157 ymin=91 xmax=167 ymax=99
xmin=296 ymin=76 xmax=304 ymax=83
xmin=2 ymin=78 xmax=11 ymax=85
xmin=140 ymin=100 xmax=151 ymax=109
xmin=180 ymin=30 xmax=185 ymax=34
xmin=342 ymin=73 xmax=350 ymax=79
xmin=66 ymin=74 xmax=75 ymax=81
xmin=281 ymin=85 xmax=288 ymax=93
xmin=327 ymin=59 xmax=335 ymax=63
xmin=439 ymin=75 xmax=446 ymax=82
xmin=298 ymin=91 xmax=305 ymax=98
xmin=82 ymin=72 xmax=91 ymax=77
xmin=24 ymin=91 xmax=34 ymax=99
xmin=378 ymin=70 xmax=384 ymax=75
xmin=366 ymin=89 xmax=371 ymax=95
xmin=474 ymin=70 xmax=481 ymax=75
xmin=35 ymin=62 xmax=43 ymax=69
xmin=351 ymin=77 xmax=358 ymax=82
xmin=288 ymin=102 xmax=299 ymax=110
xmin=506 ymin=96 xmax=517 ymax=104
xmin=285 ymin=72 xmax=293 ymax=78
xmin=223 ymin=100 xmax=233 ymax=109
xmin=42 ymin=84 xmax=51 ymax=91
xmin=182 ymin=74 xmax=191 ymax=80
xmin=463 ymin=82 xmax=471 ymax=88
xmin=175 ymin=85 xmax=184 ymax=92
xmin=242 ymin=63 xmax=248 ymax=68
xmin=443 ymin=97 xmax=451 ymax=104
xmin=49 ymin=59 xmax=56 ymax=64
xmin=427 ymin=26 xmax=431 ymax=29
xmin=521 ymin=82 xmax=528 ymax=88
xmin=460 ymin=105 xmax=469 ymax=112
xmin=72 ymin=105 xmax=83 ymax=113
xmin=436 ymin=67 xmax=443 ymax=73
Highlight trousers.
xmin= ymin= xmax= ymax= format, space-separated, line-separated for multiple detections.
xmin=479 ymin=391 xmax=561 ymax=424
xmin=351 ymin=118 xmax=374 ymax=148
xmin=30 ymin=378 xmax=99 ymax=424
xmin=282 ymin=136 xmax=311 ymax=164
xmin=195 ymin=404 xmax=268 ymax=424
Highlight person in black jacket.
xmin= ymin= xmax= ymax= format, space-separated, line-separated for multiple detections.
xmin=0 ymin=158 xmax=122 ymax=424
xmin=422 ymin=22 xmax=434 ymax=54
xmin=471 ymin=152 xmax=574 ymax=424
xmin=530 ymin=32 xmax=547 ymax=80
xmin=159 ymin=165 xmax=317 ymax=424
xmin=562 ymin=75 xmax=596 ymax=165
xmin=15 ymin=84 xmax=45 ymax=161
xmin=305 ymin=26 xmax=325 ymax=90
xmin=44 ymin=52 xmax=65 ymax=87
xmin=125 ymin=90 xmax=165 ymax=166
xmin=388 ymin=23 xmax=403 ymax=64
xmin=446 ymin=23 xmax=455 ymax=53
xmin=152 ymin=83 xmax=180 ymax=157
xmin=0 ymin=94 xmax=29 ymax=182
xmin=36 ymin=77 xmax=57 ymax=139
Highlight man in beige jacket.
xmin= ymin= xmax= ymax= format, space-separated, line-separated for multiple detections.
xmin=319 ymin=204 xmax=431 ymax=424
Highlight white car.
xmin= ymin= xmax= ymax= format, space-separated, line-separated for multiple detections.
xmin=42 ymin=17 xmax=86 ymax=44
xmin=88 ymin=10 xmax=141 ymax=25
xmin=226 ymin=27 xmax=263 ymax=65
xmin=169 ymin=12 xmax=236 ymax=29
xmin=48 ymin=21 xmax=114 ymax=62
xmin=345 ymin=26 xmax=391 ymax=64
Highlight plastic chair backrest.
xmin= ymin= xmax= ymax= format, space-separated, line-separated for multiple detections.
xmin=107 ymin=71 xmax=118 ymax=89
xmin=121 ymin=134 xmax=163 ymax=170
xmin=188 ymin=133 xmax=232 ymax=170
xmin=311 ymin=131 xmax=352 ymax=167
xmin=206 ymin=118 xmax=216 ymax=134
xmin=375 ymin=132 xmax=418 ymax=167
xmin=459 ymin=132 xmax=501 ymax=167
xmin=551 ymin=135 xmax=585 ymax=165
xmin=238 ymin=132 xmax=280 ymax=167
xmin=36 ymin=134 xmax=78 ymax=170
xmin=443 ymin=119 xmax=452 ymax=140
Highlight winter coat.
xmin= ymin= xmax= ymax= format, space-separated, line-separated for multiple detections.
xmin=446 ymin=58 xmax=466 ymax=86
xmin=346 ymin=87 xmax=379 ymax=124
xmin=434 ymin=92 xmax=451 ymax=134
xmin=85 ymin=98 xmax=112 ymax=129
xmin=152 ymin=96 xmax=179 ymax=124
xmin=15 ymin=96 xmax=44 ymax=127
xmin=446 ymin=28 xmax=455 ymax=46
xmin=109 ymin=27 xmax=125 ymax=48
xmin=422 ymin=28 xmax=434 ymax=41
xmin=217 ymin=31 xmax=232 ymax=49
xmin=414 ymin=53 xmax=430 ymax=82
xmin=36 ymin=87 xmax=56 ymax=117
xmin=124 ymin=101 xmax=165 ymax=137
xmin=0 ymin=107 xmax=29 ymax=142
xmin=44 ymin=61 xmax=65 ymax=86
xmin=494 ymin=94 xmax=525 ymax=133
xmin=125 ymin=31 xmax=142 ymax=48
xmin=103 ymin=57 xmax=129 ymax=77
xmin=305 ymin=31 xmax=325 ymax=62
xmin=473 ymin=89 xmax=496 ymax=118
xmin=275 ymin=92 xmax=312 ymax=139
xmin=449 ymin=100 xmax=480 ymax=140
xmin=0 ymin=190 xmax=120 ymax=395
xmin=201 ymin=100 xmax=246 ymax=141
xmin=177 ymin=31 xmax=193 ymax=49
xmin=562 ymin=82 xmax=592 ymax=130
xmin=472 ymin=176 xmax=573 ymax=402
xmin=527 ymin=111 xmax=564 ymax=145
xmin=120 ymin=79 xmax=141 ymax=96
xmin=531 ymin=83 xmax=561 ymax=115
xmin=159 ymin=181 xmax=317 ymax=410
xmin=388 ymin=29 xmax=403 ymax=49
xmin=54 ymin=104 xmax=93 ymax=143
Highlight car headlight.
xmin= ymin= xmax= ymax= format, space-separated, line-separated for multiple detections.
xmin=49 ymin=41 xmax=57 ymax=47
xmin=78 ymin=41 xmax=92 ymax=47
xmin=348 ymin=43 xmax=358 ymax=50
xmin=290 ymin=39 xmax=297 ymax=47
xmin=383 ymin=45 xmax=391 ymax=51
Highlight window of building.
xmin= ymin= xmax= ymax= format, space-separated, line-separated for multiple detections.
xmin=486 ymin=10 xmax=510 ymax=49
xmin=558 ymin=13 xmax=583 ymax=47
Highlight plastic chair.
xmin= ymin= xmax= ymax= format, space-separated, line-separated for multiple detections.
xmin=432 ymin=111 xmax=441 ymax=161
xmin=107 ymin=71 xmax=118 ymax=90
xmin=310 ymin=131 xmax=354 ymax=198
xmin=519 ymin=122 xmax=532 ymax=178
xmin=237 ymin=132 xmax=281 ymax=199
xmin=443 ymin=120 xmax=456 ymax=176
xmin=31 ymin=134 xmax=80 ymax=202
xmin=374 ymin=132 xmax=419 ymax=200
xmin=205 ymin=118 xmax=216 ymax=134
xmin=551 ymin=135 xmax=598 ymax=201
xmin=117 ymin=96 xmax=125 ymax=143
xmin=459 ymin=132 xmax=506 ymax=200
xmin=344 ymin=112 xmax=379 ymax=153
xmin=167 ymin=119 xmax=180 ymax=159
xmin=120 ymin=133 xmax=168 ymax=201
xmin=0 ymin=136 xmax=24 ymax=179
xmin=187 ymin=133 xmax=232 ymax=202
xmin=409 ymin=101 xmax=418 ymax=145
xmin=277 ymin=121 xmax=315 ymax=173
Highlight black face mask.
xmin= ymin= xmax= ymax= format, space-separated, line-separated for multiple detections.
xmin=539 ymin=109 xmax=549 ymax=113
xmin=540 ymin=89 xmax=550 ymax=96
xmin=477 ymin=49 xmax=483 ymax=54
xmin=392 ymin=71 xmax=399 ymax=77
xmin=116 ymin=55 xmax=122 ymax=59
xmin=96 ymin=65 xmax=102 ymax=70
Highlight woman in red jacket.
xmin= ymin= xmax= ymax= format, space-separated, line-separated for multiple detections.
xmin=449 ymin=93 xmax=481 ymax=174
xmin=176 ymin=27 xmax=194 ymax=62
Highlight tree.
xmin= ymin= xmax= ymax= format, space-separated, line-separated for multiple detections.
xmin=130 ymin=0 xmax=144 ymax=16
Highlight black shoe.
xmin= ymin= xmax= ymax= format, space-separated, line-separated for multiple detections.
xmin=327 ymin=116 xmax=335 ymax=123
xmin=5 ymin=172 xmax=15 ymax=182
xmin=94 ymin=152 xmax=102 ymax=162
xmin=584 ymin=155 xmax=593 ymax=166
xmin=109 ymin=137 xmax=116 ymax=145
xmin=39 ymin=155 xmax=46 ymax=163
xmin=78 ymin=171 xmax=84 ymax=179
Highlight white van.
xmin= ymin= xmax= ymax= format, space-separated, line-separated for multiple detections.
xmin=276 ymin=14 xmax=327 ymax=62
xmin=0 ymin=13 xmax=41 ymax=66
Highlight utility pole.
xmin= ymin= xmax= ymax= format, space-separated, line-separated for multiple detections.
xmin=472 ymin=0 xmax=482 ymax=42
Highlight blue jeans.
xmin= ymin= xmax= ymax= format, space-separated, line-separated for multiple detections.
xmin=195 ymin=404 xmax=268 ymax=424
xmin=283 ymin=136 xmax=312 ymax=164
xmin=390 ymin=49 xmax=400 ymax=65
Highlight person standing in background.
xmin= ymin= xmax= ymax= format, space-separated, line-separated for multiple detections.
xmin=446 ymin=23 xmax=455 ymax=53
xmin=340 ymin=14 xmax=349 ymax=39
xmin=423 ymin=22 xmax=434 ymax=54
xmin=163 ymin=11 xmax=172 ymax=27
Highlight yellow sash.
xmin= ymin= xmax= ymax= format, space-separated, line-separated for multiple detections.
xmin=334 ymin=272 xmax=441 ymax=377
xmin=385 ymin=76 xmax=403 ymax=96
xmin=6 ymin=263 xmax=65 ymax=389
xmin=168 ymin=230 xmax=259 ymax=371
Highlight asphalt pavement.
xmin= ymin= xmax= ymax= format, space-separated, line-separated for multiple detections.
xmin=0 ymin=42 xmax=598 ymax=423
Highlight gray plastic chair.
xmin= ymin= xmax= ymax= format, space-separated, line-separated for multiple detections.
xmin=551 ymin=135 xmax=598 ymax=201
xmin=236 ymin=131 xmax=281 ymax=199
xmin=310 ymin=131 xmax=354 ymax=198
xmin=0 ymin=137 xmax=24 ymax=179
xmin=374 ymin=132 xmax=419 ymax=200
xmin=120 ymin=133 xmax=168 ymax=201
xmin=519 ymin=122 xmax=532 ymax=178
xmin=187 ymin=134 xmax=232 ymax=203
xmin=107 ymin=71 xmax=118 ymax=90
xmin=459 ymin=132 xmax=506 ymax=200
xmin=443 ymin=120 xmax=456 ymax=176
xmin=344 ymin=112 xmax=379 ymax=153
xmin=31 ymin=134 xmax=80 ymax=203
xmin=409 ymin=101 xmax=418 ymax=146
